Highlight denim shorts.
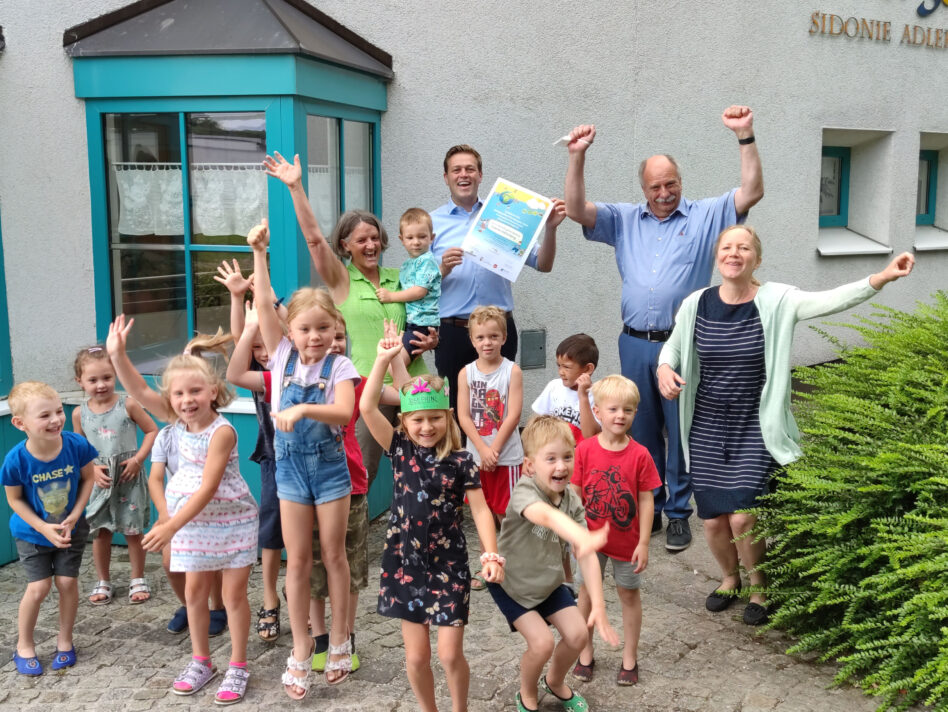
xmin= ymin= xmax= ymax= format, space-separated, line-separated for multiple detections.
xmin=575 ymin=551 xmax=641 ymax=590
xmin=488 ymin=582 xmax=576 ymax=631
xmin=275 ymin=435 xmax=352 ymax=506
xmin=16 ymin=518 xmax=89 ymax=583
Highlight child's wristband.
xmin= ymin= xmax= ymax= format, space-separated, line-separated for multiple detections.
xmin=479 ymin=551 xmax=506 ymax=567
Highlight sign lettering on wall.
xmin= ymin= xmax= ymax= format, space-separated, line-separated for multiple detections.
xmin=808 ymin=4 xmax=948 ymax=49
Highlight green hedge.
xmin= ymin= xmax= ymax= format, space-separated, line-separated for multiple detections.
xmin=754 ymin=292 xmax=948 ymax=712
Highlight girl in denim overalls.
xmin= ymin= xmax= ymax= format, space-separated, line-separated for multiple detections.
xmin=250 ymin=221 xmax=359 ymax=698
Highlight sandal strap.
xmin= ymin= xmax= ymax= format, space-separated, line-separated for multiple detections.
xmin=325 ymin=636 xmax=353 ymax=672
xmin=129 ymin=579 xmax=150 ymax=593
xmin=218 ymin=666 xmax=250 ymax=696
xmin=175 ymin=659 xmax=215 ymax=688
xmin=256 ymin=605 xmax=279 ymax=618
xmin=284 ymin=651 xmax=312 ymax=672
xmin=91 ymin=580 xmax=112 ymax=593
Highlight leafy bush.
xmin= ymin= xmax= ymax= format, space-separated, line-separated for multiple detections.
xmin=754 ymin=292 xmax=948 ymax=712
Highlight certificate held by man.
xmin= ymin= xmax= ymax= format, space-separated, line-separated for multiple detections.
xmin=461 ymin=178 xmax=553 ymax=281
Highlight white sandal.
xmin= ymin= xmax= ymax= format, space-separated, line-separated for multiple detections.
xmin=325 ymin=635 xmax=353 ymax=686
xmin=128 ymin=577 xmax=150 ymax=604
xmin=89 ymin=580 xmax=113 ymax=606
xmin=281 ymin=643 xmax=314 ymax=700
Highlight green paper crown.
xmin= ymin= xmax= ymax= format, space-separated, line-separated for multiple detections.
xmin=400 ymin=376 xmax=450 ymax=413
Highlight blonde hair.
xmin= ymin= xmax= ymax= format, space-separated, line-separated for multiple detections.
xmin=286 ymin=287 xmax=341 ymax=327
xmin=73 ymin=345 xmax=112 ymax=379
xmin=329 ymin=210 xmax=389 ymax=260
xmin=9 ymin=381 xmax=59 ymax=417
xmin=399 ymin=207 xmax=433 ymax=234
xmin=159 ymin=330 xmax=235 ymax=412
xmin=396 ymin=374 xmax=461 ymax=460
xmin=716 ymin=224 xmax=762 ymax=287
xmin=467 ymin=305 xmax=507 ymax=338
xmin=591 ymin=374 xmax=641 ymax=410
xmin=521 ymin=415 xmax=575 ymax=458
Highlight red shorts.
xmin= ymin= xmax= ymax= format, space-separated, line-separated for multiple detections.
xmin=479 ymin=464 xmax=522 ymax=516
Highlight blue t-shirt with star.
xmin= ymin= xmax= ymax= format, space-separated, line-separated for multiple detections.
xmin=1 ymin=431 xmax=97 ymax=546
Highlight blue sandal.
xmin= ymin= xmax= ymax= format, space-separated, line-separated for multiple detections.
xmin=13 ymin=651 xmax=43 ymax=676
xmin=51 ymin=646 xmax=77 ymax=670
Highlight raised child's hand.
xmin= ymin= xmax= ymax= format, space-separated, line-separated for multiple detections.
xmin=547 ymin=198 xmax=567 ymax=228
xmin=213 ymin=259 xmax=252 ymax=295
xmin=382 ymin=318 xmax=400 ymax=341
xmin=573 ymin=522 xmax=609 ymax=561
xmin=376 ymin=336 xmax=404 ymax=361
xmin=575 ymin=372 xmax=591 ymax=394
xmin=247 ymin=218 xmax=270 ymax=251
xmin=106 ymin=314 xmax=134 ymax=356
xmin=262 ymin=151 xmax=303 ymax=187
xmin=243 ymin=300 xmax=260 ymax=329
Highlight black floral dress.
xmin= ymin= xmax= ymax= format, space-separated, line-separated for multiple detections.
xmin=377 ymin=431 xmax=481 ymax=626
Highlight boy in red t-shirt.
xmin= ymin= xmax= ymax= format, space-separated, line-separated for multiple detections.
xmin=570 ymin=375 xmax=661 ymax=686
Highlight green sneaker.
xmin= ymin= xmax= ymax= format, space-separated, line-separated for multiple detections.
xmin=541 ymin=675 xmax=589 ymax=711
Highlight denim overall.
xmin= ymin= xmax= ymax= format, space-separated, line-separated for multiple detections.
xmin=273 ymin=349 xmax=350 ymax=505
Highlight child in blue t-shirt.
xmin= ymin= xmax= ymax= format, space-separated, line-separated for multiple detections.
xmin=375 ymin=208 xmax=441 ymax=362
xmin=1 ymin=382 xmax=97 ymax=676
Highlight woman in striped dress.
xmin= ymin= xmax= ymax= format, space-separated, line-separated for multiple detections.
xmin=657 ymin=225 xmax=914 ymax=625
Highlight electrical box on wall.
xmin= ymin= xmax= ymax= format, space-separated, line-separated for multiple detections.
xmin=520 ymin=329 xmax=546 ymax=370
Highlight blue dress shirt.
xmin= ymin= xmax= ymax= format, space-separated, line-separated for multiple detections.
xmin=431 ymin=198 xmax=539 ymax=318
xmin=583 ymin=190 xmax=742 ymax=331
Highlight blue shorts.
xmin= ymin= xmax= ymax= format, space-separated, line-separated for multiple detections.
xmin=256 ymin=456 xmax=283 ymax=549
xmin=275 ymin=436 xmax=352 ymax=506
xmin=488 ymin=582 xmax=576 ymax=632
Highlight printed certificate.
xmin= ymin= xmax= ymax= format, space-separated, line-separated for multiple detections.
xmin=461 ymin=178 xmax=553 ymax=281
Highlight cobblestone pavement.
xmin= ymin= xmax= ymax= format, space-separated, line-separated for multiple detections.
xmin=0 ymin=514 xmax=914 ymax=712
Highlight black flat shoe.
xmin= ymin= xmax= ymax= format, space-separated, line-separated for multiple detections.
xmin=743 ymin=602 xmax=769 ymax=626
xmin=705 ymin=583 xmax=741 ymax=612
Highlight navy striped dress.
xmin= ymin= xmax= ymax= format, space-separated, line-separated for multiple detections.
xmin=689 ymin=287 xmax=778 ymax=519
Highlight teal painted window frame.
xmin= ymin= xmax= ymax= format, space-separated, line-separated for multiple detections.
xmin=74 ymin=55 xmax=385 ymax=352
xmin=917 ymin=150 xmax=938 ymax=226
xmin=0 ymin=209 xmax=12 ymax=396
xmin=819 ymin=146 xmax=851 ymax=228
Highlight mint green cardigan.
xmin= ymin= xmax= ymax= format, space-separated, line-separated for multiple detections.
xmin=658 ymin=277 xmax=879 ymax=468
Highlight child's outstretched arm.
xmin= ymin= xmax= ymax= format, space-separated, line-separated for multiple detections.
xmin=466 ymin=487 xmax=504 ymax=583
xmin=247 ymin=219 xmax=284 ymax=359
xmin=263 ymin=151 xmax=348 ymax=295
xmin=376 ymin=284 xmax=428 ymax=304
xmin=359 ymin=337 xmax=404 ymax=452
xmin=631 ymin=489 xmax=655 ymax=574
xmin=106 ymin=315 xmax=175 ymax=422
xmin=213 ymin=258 xmax=252 ymax=342
xmin=120 ymin=399 xmax=159 ymax=482
xmin=457 ymin=373 xmax=498 ymax=471
xmin=522 ymin=502 xmax=619 ymax=646
xmin=142 ymin=425 xmax=235 ymax=553
xmin=226 ymin=301 xmax=267 ymax=394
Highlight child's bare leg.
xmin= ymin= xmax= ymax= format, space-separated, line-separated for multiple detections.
xmin=185 ymin=571 xmax=214 ymax=657
xmin=402 ymin=620 xmax=438 ymax=712
xmin=261 ymin=547 xmax=281 ymax=611
xmin=17 ymin=578 xmax=52 ymax=657
xmin=126 ymin=534 xmax=148 ymax=601
xmin=575 ymin=586 xmax=594 ymax=666
xmin=162 ymin=545 xmax=187 ymax=604
xmin=729 ymin=513 xmax=767 ymax=603
xmin=280 ymin=500 xmax=316 ymax=693
xmin=222 ymin=566 xmax=252 ymax=663
xmin=545 ymin=607 xmax=589 ymax=696
xmin=437 ymin=625 xmax=469 ymax=712
xmin=616 ymin=586 xmax=641 ymax=669
xmin=316 ymin=496 xmax=351 ymax=682
xmin=54 ymin=575 xmax=79 ymax=650
xmin=512 ymin=611 xmax=555 ymax=708
xmin=90 ymin=530 xmax=113 ymax=601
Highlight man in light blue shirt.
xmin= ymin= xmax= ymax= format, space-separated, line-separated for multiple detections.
xmin=431 ymin=144 xmax=564 ymax=414
xmin=563 ymin=106 xmax=764 ymax=552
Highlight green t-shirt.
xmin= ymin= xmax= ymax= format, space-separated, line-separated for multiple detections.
xmin=337 ymin=262 xmax=427 ymax=383
xmin=497 ymin=476 xmax=586 ymax=608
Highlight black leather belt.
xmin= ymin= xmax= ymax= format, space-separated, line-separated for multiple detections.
xmin=442 ymin=311 xmax=513 ymax=329
xmin=623 ymin=325 xmax=672 ymax=342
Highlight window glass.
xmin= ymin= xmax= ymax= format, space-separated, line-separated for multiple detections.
xmin=343 ymin=120 xmax=373 ymax=212
xmin=188 ymin=112 xmax=267 ymax=246
xmin=307 ymin=115 xmax=340 ymax=232
xmin=917 ymin=157 xmax=932 ymax=216
xmin=820 ymin=155 xmax=842 ymax=217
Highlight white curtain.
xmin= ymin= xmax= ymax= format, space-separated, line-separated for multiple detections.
xmin=112 ymin=162 xmax=267 ymax=236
